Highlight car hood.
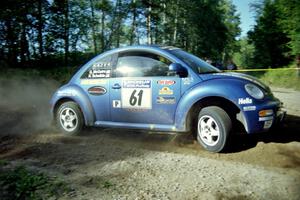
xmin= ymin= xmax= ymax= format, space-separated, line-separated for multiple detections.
xmin=199 ymin=72 xmax=271 ymax=92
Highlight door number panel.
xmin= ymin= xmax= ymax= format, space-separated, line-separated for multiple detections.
xmin=121 ymin=80 xmax=152 ymax=109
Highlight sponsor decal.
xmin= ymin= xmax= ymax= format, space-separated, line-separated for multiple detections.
xmin=88 ymin=86 xmax=106 ymax=95
xmin=80 ymin=79 xmax=107 ymax=85
xmin=92 ymin=62 xmax=111 ymax=68
xmin=157 ymin=80 xmax=176 ymax=85
xmin=125 ymin=108 xmax=148 ymax=112
xmin=182 ymin=77 xmax=193 ymax=85
xmin=238 ymin=97 xmax=253 ymax=105
xmin=113 ymin=100 xmax=121 ymax=108
xmin=122 ymin=80 xmax=152 ymax=109
xmin=88 ymin=69 xmax=111 ymax=78
xmin=123 ymin=80 xmax=151 ymax=88
xmin=159 ymin=87 xmax=173 ymax=95
xmin=243 ymin=106 xmax=256 ymax=111
xmin=156 ymin=96 xmax=176 ymax=104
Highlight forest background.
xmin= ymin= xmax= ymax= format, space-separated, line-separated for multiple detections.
xmin=0 ymin=0 xmax=299 ymax=88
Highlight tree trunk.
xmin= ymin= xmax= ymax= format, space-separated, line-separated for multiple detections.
xmin=146 ymin=5 xmax=152 ymax=45
xmin=89 ymin=0 xmax=98 ymax=54
xmin=130 ymin=0 xmax=137 ymax=45
xmin=115 ymin=0 xmax=122 ymax=48
xmin=297 ymin=55 xmax=300 ymax=77
xmin=37 ymin=0 xmax=44 ymax=59
xmin=101 ymin=10 xmax=105 ymax=51
xmin=64 ymin=0 xmax=69 ymax=67
xmin=162 ymin=2 xmax=166 ymax=44
xmin=5 ymin=21 xmax=17 ymax=66
xmin=173 ymin=0 xmax=179 ymax=45
xmin=20 ymin=22 xmax=28 ymax=64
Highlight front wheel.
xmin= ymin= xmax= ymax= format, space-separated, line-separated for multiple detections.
xmin=56 ymin=101 xmax=84 ymax=135
xmin=196 ymin=106 xmax=232 ymax=152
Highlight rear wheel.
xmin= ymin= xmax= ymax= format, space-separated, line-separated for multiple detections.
xmin=56 ymin=101 xmax=84 ymax=135
xmin=196 ymin=106 xmax=232 ymax=152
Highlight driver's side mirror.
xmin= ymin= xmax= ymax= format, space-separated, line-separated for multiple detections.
xmin=168 ymin=63 xmax=188 ymax=77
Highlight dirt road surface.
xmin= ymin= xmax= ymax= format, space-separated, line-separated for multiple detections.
xmin=0 ymin=79 xmax=299 ymax=200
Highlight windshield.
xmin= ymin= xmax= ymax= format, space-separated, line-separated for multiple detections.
xmin=168 ymin=49 xmax=221 ymax=74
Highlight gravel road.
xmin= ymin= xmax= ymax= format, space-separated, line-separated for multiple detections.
xmin=0 ymin=79 xmax=299 ymax=200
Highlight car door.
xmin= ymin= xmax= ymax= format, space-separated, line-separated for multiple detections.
xmin=109 ymin=51 xmax=181 ymax=125
xmin=79 ymin=54 xmax=117 ymax=121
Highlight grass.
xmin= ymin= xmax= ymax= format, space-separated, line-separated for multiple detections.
xmin=260 ymin=68 xmax=300 ymax=91
xmin=0 ymin=165 xmax=69 ymax=200
xmin=232 ymin=65 xmax=300 ymax=91
xmin=0 ymin=160 xmax=8 ymax=167
xmin=102 ymin=180 xmax=116 ymax=189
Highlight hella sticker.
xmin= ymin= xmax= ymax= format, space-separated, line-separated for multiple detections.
xmin=88 ymin=86 xmax=107 ymax=95
xmin=238 ymin=98 xmax=253 ymax=105
xmin=157 ymin=80 xmax=176 ymax=85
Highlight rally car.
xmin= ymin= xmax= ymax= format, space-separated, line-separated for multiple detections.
xmin=50 ymin=45 xmax=286 ymax=152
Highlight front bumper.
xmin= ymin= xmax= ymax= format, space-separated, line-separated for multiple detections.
xmin=240 ymin=99 xmax=286 ymax=134
xmin=274 ymin=108 xmax=286 ymax=126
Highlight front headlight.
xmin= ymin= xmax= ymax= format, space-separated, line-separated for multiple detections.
xmin=245 ymin=83 xmax=264 ymax=99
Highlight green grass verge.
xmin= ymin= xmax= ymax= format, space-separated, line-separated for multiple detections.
xmin=259 ymin=68 xmax=300 ymax=91
xmin=0 ymin=164 xmax=69 ymax=199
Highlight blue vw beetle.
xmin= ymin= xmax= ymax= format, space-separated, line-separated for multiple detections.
xmin=50 ymin=45 xmax=286 ymax=152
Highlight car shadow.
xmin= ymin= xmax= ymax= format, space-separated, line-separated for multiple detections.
xmin=226 ymin=114 xmax=300 ymax=153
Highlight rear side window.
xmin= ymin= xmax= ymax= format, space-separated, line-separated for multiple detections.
xmin=81 ymin=54 xmax=115 ymax=79
xmin=115 ymin=51 xmax=172 ymax=77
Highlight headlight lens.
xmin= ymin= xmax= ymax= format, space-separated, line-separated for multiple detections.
xmin=245 ymin=83 xmax=264 ymax=99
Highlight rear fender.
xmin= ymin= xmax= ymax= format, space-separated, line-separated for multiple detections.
xmin=50 ymin=84 xmax=95 ymax=126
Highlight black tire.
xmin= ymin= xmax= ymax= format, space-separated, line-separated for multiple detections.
xmin=56 ymin=101 xmax=84 ymax=135
xmin=196 ymin=106 xmax=232 ymax=152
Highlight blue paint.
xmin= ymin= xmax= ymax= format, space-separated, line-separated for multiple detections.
xmin=50 ymin=45 xmax=285 ymax=134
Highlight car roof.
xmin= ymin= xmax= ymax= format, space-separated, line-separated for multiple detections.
xmin=103 ymin=45 xmax=180 ymax=55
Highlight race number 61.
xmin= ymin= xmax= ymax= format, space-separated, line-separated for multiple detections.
xmin=122 ymin=88 xmax=151 ymax=109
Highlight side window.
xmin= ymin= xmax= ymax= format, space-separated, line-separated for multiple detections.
xmin=115 ymin=52 xmax=172 ymax=77
xmin=81 ymin=54 xmax=114 ymax=79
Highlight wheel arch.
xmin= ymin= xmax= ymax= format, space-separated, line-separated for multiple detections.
xmin=51 ymin=85 xmax=96 ymax=126
xmin=182 ymin=96 xmax=244 ymax=133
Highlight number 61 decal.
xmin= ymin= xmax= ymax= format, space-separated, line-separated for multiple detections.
xmin=130 ymin=89 xmax=143 ymax=106
xmin=122 ymin=80 xmax=152 ymax=109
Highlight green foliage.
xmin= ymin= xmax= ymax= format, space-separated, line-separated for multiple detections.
xmin=276 ymin=0 xmax=300 ymax=57
xmin=248 ymin=0 xmax=291 ymax=68
xmin=260 ymin=68 xmax=300 ymax=90
xmin=102 ymin=180 xmax=116 ymax=189
xmin=0 ymin=166 xmax=68 ymax=199
xmin=0 ymin=0 xmax=241 ymax=68
xmin=233 ymin=37 xmax=255 ymax=68
xmin=0 ymin=160 xmax=8 ymax=167
xmin=248 ymin=0 xmax=300 ymax=67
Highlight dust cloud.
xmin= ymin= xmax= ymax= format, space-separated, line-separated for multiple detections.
xmin=0 ymin=77 xmax=60 ymax=136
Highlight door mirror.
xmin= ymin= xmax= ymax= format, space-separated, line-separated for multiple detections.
xmin=168 ymin=63 xmax=188 ymax=77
